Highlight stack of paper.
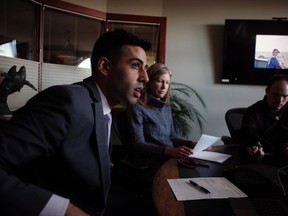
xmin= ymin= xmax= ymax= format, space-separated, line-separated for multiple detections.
xmin=168 ymin=177 xmax=247 ymax=201
xmin=189 ymin=134 xmax=231 ymax=163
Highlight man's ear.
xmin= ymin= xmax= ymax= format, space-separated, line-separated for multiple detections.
xmin=98 ymin=57 xmax=110 ymax=76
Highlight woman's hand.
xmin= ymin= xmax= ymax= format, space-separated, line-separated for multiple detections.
xmin=164 ymin=146 xmax=193 ymax=158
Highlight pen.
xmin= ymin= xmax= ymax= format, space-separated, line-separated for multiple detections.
xmin=189 ymin=180 xmax=211 ymax=194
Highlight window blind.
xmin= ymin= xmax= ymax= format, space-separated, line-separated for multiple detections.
xmin=41 ymin=63 xmax=91 ymax=90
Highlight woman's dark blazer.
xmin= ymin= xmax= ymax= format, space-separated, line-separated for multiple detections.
xmin=0 ymin=76 xmax=110 ymax=216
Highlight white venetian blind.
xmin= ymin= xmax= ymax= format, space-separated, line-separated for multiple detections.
xmin=41 ymin=63 xmax=91 ymax=90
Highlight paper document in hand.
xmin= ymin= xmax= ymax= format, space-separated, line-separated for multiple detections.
xmin=192 ymin=134 xmax=220 ymax=154
xmin=189 ymin=134 xmax=231 ymax=163
xmin=167 ymin=177 xmax=247 ymax=201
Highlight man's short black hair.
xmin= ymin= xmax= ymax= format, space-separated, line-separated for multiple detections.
xmin=90 ymin=29 xmax=151 ymax=74
xmin=267 ymin=74 xmax=288 ymax=90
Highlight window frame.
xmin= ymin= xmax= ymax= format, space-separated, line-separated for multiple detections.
xmin=34 ymin=0 xmax=166 ymax=63
xmin=0 ymin=0 xmax=166 ymax=110
xmin=106 ymin=13 xmax=166 ymax=63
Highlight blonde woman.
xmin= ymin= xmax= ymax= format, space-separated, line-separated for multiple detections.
xmin=128 ymin=63 xmax=196 ymax=170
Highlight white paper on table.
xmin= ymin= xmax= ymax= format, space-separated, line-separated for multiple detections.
xmin=167 ymin=177 xmax=247 ymax=201
xmin=190 ymin=151 xmax=231 ymax=163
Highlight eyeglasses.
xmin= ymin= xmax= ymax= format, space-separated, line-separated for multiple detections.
xmin=177 ymin=157 xmax=209 ymax=169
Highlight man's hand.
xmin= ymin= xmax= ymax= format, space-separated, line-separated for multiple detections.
xmin=65 ymin=203 xmax=90 ymax=216
xmin=247 ymin=142 xmax=264 ymax=159
xmin=279 ymin=143 xmax=288 ymax=154
xmin=164 ymin=146 xmax=193 ymax=158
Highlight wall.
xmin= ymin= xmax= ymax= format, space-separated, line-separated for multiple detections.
xmin=61 ymin=0 xmax=107 ymax=12
xmin=162 ymin=0 xmax=288 ymax=141
xmin=107 ymin=0 xmax=163 ymax=16
xmin=62 ymin=0 xmax=288 ymax=142
xmin=62 ymin=0 xmax=163 ymax=16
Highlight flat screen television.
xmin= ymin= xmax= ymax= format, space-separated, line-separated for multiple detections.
xmin=221 ymin=19 xmax=288 ymax=85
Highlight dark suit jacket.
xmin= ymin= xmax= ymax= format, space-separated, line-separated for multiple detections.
xmin=0 ymin=76 xmax=110 ymax=216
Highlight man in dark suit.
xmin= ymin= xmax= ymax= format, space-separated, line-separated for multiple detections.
xmin=0 ymin=29 xmax=151 ymax=216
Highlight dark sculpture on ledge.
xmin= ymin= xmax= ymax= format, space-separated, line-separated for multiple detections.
xmin=0 ymin=65 xmax=37 ymax=115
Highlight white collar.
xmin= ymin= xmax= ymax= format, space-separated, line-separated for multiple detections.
xmin=96 ymin=84 xmax=111 ymax=115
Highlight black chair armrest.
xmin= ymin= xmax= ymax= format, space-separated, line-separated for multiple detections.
xmin=221 ymin=135 xmax=234 ymax=145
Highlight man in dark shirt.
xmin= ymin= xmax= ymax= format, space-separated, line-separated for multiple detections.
xmin=241 ymin=74 xmax=288 ymax=161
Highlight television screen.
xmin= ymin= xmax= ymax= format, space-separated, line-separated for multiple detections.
xmin=222 ymin=19 xmax=288 ymax=85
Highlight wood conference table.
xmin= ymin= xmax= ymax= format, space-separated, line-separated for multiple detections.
xmin=152 ymin=144 xmax=241 ymax=216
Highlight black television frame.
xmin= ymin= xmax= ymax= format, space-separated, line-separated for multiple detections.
xmin=221 ymin=19 xmax=288 ymax=85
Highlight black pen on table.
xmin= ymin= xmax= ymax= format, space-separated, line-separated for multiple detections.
xmin=189 ymin=180 xmax=211 ymax=194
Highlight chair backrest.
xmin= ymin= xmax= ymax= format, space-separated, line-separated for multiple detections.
xmin=112 ymin=108 xmax=150 ymax=170
xmin=111 ymin=108 xmax=133 ymax=156
xmin=225 ymin=107 xmax=247 ymax=143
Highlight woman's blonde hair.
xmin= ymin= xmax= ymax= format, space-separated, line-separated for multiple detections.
xmin=140 ymin=63 xmax=172 ymax=106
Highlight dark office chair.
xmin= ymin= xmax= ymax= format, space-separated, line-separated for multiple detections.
xmin=111 ymin=108 xmax=150 ymax=194
xmin=111 ymin=107 xmax=148 ymax=169
xmin=111 ymin=108 xmax=133 ymax=163
xmin=221 ymin=107 xmax=247 ymax=145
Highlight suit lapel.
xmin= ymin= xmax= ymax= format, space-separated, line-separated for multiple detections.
xmin=83 ymin=77 xmax=111 ymax=202
xmin=93 ymin=95 xmax=111 ymax=203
